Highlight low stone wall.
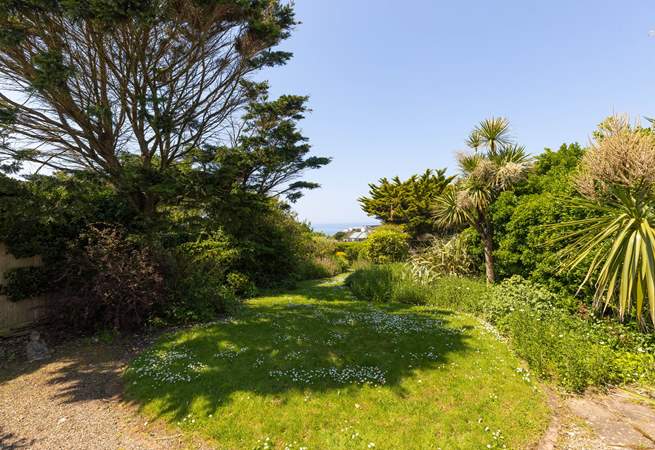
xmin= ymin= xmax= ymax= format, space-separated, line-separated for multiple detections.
xmin=0 ymin=243 xmax=46 ymax=336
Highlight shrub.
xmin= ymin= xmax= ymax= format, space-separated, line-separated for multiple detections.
xmin=51 ymin=225 xmax=167 ymax=333
xmin=1 ymin=266 xmax=49 ymax=302
xmin=484 ymin=275 xmax=579 ymax=327
xmin=346 ymin=263 xmax=433 ymax=304
xmin=301 ymin=255 xmax=345 ymax=279
xmin=345 ymin=267 xmax=655 ymax=391
xmin=226 ymin=272 xmax=257 ymax=299
xmin=409 ymin=234 xmax=477 ymax=281
xmin=346 ymin=264 xmax=396 ymax=302
xmin=165 ymin=232 xmax=243 ymax=323
xmin=335 ymin=240 xmax=367 ymax=262
xmin=166 ymin=269 xmax=241 ymax=324
xmin=364 ymin=227 xmax=410 ymax=263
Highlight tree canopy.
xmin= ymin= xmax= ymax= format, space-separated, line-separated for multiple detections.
xmin=359 ymin=169 xmax=453 ymax=237
xmin=0 ymin=0 xmax=296 ymax=213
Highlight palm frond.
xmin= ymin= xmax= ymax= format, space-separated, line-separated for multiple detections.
xmin=552 ymin=195 xmax=655 ymax=328
xmin=465 ymin=130 xmax=482 ymax=151
xmin=474 ymin=117 xmax=512 ymax=154
xmin=432 ymin=186 xmax=473 ymax=228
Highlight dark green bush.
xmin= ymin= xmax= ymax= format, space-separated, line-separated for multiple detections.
xmin=50 ymin=225 xmax=168 ymax=333
xmin=164 ymin=232 xmax=243 ymax=323
xmin=1 ymin=266 xmax=49 ymax=301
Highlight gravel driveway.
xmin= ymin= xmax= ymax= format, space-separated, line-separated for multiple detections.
xmin=0 ymin=336 xmax=204 ymax=450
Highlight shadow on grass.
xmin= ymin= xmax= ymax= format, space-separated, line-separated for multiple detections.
xmin=123 ymin=278 xmax=474 ymax=422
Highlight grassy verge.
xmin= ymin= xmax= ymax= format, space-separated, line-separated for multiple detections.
xmin=125 ymin=276 xmax=550 ymax=449
xmin=346 ymin=265 xmax=655 ymax=392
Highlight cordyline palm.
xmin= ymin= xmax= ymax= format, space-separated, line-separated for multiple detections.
xmin=433 ymin=118 xmax=530 ymax=284
xmin=551 ymin=119 xmax=655 ymax=329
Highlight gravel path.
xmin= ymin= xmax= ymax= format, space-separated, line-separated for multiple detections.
xmin=0 ymin=337 xmax=201 ymax=450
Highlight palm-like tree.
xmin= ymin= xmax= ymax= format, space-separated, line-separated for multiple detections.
xmin=433 ymin=118 xmax=530 ymax=284
xmin=551 ymin=118 xmax=655 ymax=328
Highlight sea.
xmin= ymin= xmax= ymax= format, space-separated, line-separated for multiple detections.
xmin=310 ymin=222 xmax=379 ymax=236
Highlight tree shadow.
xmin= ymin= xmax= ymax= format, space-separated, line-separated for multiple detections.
xmin=0 ymin=428 xmax=35 ymax=449
xmin=122 ymin=279 xmax=474 ymax=423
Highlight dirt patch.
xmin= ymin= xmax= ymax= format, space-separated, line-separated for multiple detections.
xmin=0 ymin=335 xmax=208 ymax=450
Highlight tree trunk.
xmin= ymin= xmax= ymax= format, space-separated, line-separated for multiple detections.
xmin=482 ymin=234 xmax=495 ymax=285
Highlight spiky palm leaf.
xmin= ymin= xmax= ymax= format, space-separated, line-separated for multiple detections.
xmin=432 ymin=186 xmax=473 ymax=228
xmin=465 ymin=130 xmax=482 ymax=151
xmin=490 ymin=143 xmax=529 ymax=165
xmin=474 ymin=117 xmax=511 ymax=154
xmin=551 ymin=192 xmax=655 ymax=328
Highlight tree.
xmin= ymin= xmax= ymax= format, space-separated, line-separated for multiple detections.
xmin=433 ymin=117 xmax=531 ymax=284
xmin=0 ymin=0 xmax=296 ymax=215
xmin=207 ymin=89 xmax=331 ymax=202
xmin=553 ymin=117 xmax=655 ymax=328
xmin=359 ymin=169 xmax=453 ymax=237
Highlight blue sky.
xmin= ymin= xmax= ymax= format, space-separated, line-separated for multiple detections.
xmin=263 ymin=1 xmax=655 ymax=226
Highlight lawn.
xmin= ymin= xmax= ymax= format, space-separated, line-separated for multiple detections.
xmin=125 ymin=276 xmax=551 ymax=449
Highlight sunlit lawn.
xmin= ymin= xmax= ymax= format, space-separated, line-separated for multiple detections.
xmin=125 ymin=276 xmax=550 ymax=449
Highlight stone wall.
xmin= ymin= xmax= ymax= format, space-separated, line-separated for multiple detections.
xmin=0 ymin=243 xmax=46 ymax=336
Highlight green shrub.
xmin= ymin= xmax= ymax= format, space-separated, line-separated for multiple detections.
xmin=166 ymin=269 xmax=241 ymax=324
xmin=1 ymin=266 xmax=49 ymax=301
xmin=346 ymin=263 xmax=432 ymax=304
xmin=301 ymin=255 xmax=346 ymax=279
xmin=226 ymin=272 xmax=257 ymax=299
xmin=163 ymin=232 xmax=244 ymax=323
xmin=346 ymin=264 xmax=396 ymax=302
xmin=364 ymin=227 xmax=410 ymax=263
xmin=51 ymin=225 xmax=168 ymax=333
xmin=335 ymin=241 xmax=367 ymax=262
xmin=484 ymin=275 xmax=579 ymax=327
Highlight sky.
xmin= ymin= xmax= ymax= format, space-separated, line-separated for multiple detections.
xmin=261 ymin=0 xmax=655 ymax=226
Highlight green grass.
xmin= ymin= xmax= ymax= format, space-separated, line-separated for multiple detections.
xmin=125 ymin=275 xmax=550 ymax=449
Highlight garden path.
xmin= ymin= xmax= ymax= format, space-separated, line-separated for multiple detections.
xmin=0 ymin=336 xmax=210 ymax=450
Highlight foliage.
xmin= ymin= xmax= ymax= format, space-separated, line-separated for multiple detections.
xmin=359 ymin=169 xmax=453 ymax=237
xmin=346 ymin=264 xmax=397 ymax=302
xmin=210 ymin=91 xmax=331 ymax=203
xmin=347 ymin=266 xmax=655 ymax=391
xmin=163 ymin=232 xmax=243 ymax=323
xmin=0 ymin=266 xmax=48 ymax=302
xmin=409 ymin=234 xmax=477 ymax=281
xmin=364 ymin=226 xmax=410 ymax=263
xmin=125 ymin=278 xmax=549 ymax=449
xmin=552 ymin=118 xmax=655 ymax=329
xmin=346 ymin=263 xmax=443 ymax=305
xmin=334 ymin=241 xmax=367 ymax=262
xmin=0 ymin=0 xmax=297 ymax=215
xmin=51 ymin=225 xmax=167 ymax=333
xmin=433 ymin=117 xmax=531 ymax=283
xmin=226 ymin=272 xmax=257 ymax=299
